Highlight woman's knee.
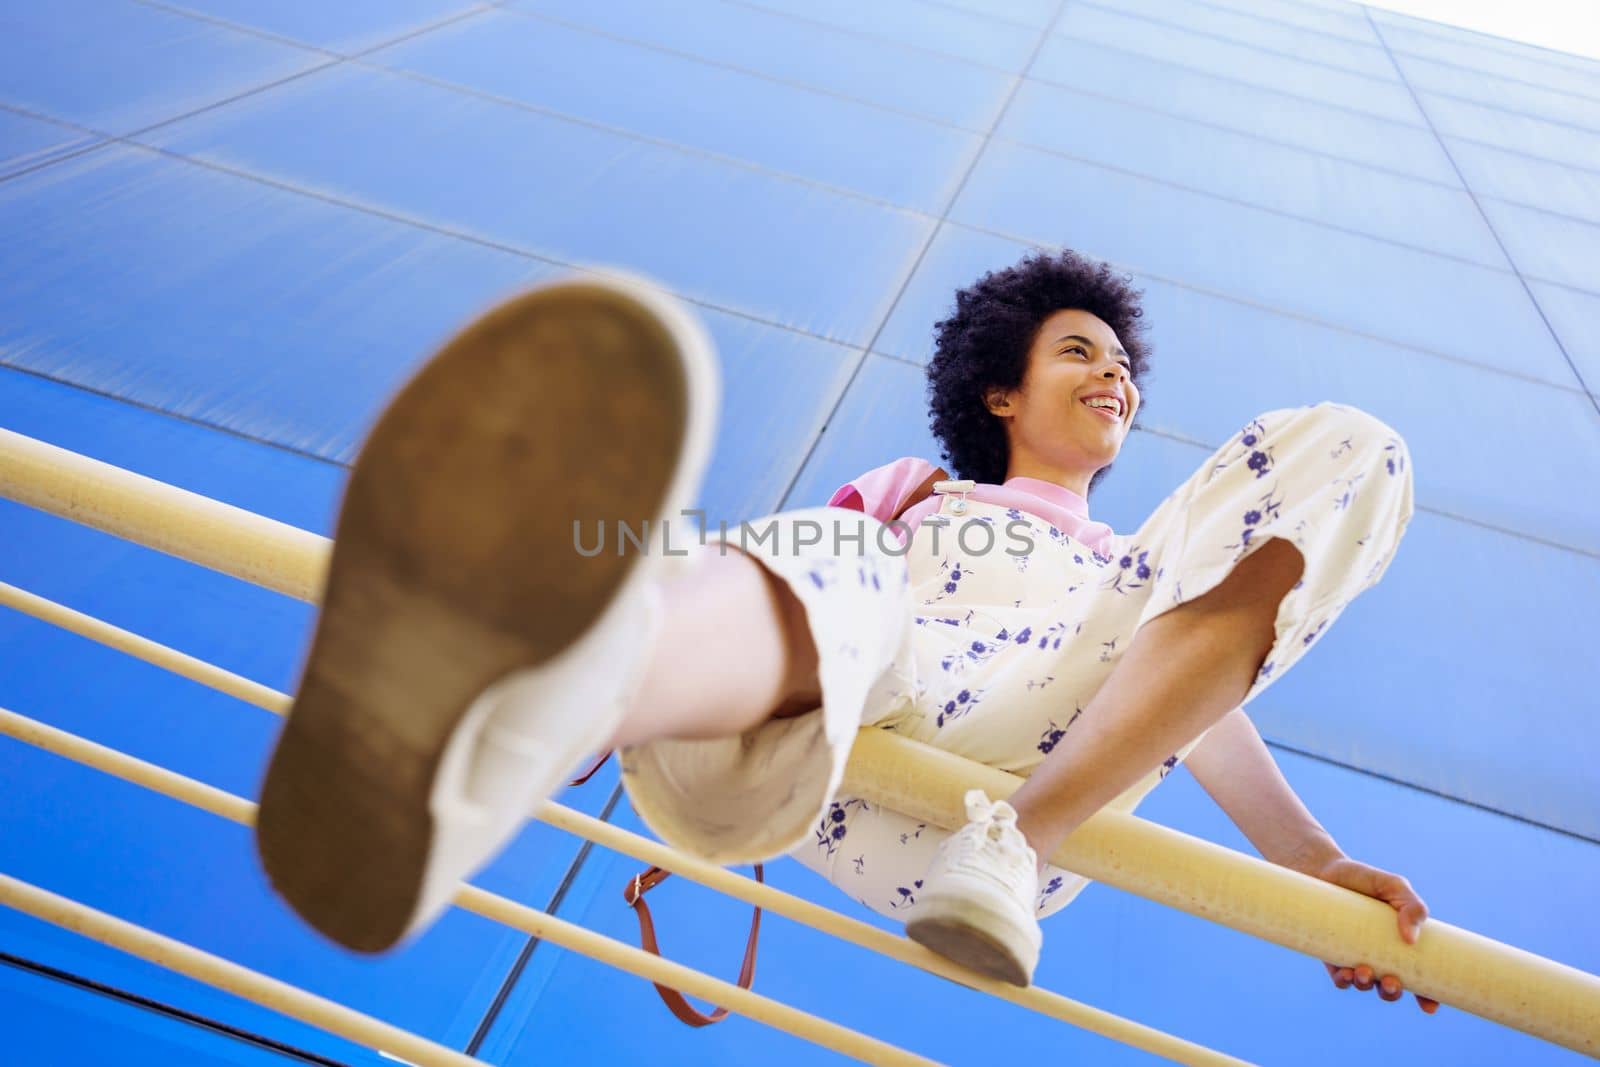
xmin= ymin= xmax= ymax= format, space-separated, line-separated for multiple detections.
xmin=1305 ymin=401 xmax=1408 ymax=450
xmin=1260 ymin=401 xmax=1412 ymax=481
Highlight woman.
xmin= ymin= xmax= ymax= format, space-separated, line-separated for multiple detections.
xmin=256 ymin=251 xmax=1435 ymax=1010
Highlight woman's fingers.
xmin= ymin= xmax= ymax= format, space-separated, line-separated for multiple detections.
xmin=1327 ymin=962 xmax=1440 ymax=1013
xmin=1395 ymin=895 xmax=1430 ymax=945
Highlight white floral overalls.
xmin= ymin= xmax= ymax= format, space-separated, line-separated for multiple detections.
xmin=619 ymin=402 xmax=1415 ymax=922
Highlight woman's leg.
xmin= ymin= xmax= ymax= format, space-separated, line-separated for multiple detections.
xmin=1007 ymin=536 xmax=1306 ymax=869
xmin=604 ymin=545 xmax=824 ymax=749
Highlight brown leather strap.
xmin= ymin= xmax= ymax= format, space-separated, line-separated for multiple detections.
xmin=569 ymin=749 xmax=765 ymax=1026
xmin=622 ymin=863 xmax=765 ymax=1027
xmin=567 ymin=749 xmax=613 ymax=787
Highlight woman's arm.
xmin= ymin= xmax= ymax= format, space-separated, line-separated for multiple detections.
xmin=1182 ymin=707 xmax=1343 ymax=873
xmin=1185 ymin=707 xmax=1438 ymax=1012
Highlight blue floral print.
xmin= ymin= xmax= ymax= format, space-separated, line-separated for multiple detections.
xmin=1005 ymin=621 xmax=1075 ymax=652
xmin=633 ymin=403 xmax=1413 ymax=933
xmin=890 ymin=878 xmax=924 ymax=910
xmin=1384 ymin=438 xmax=1406 ymax=477
xmin=935 ymin=686 xmax=985 ymax=728
xmin=1242 ymin=417 xmax=1278 ymax=480
xmin=1037 ymin=708 xmax=1084 ymax=755
xmin=1101 ymin=545 xmax=1152 ymax=594
xmin=805 ymin=558 xmax=841 ymax=590
xmin=1227 ymin=487 xmax=1286 ymax=553
xmin=815 ymin=798 xmax=869 ymax=860
xmin=1331 ymin=471 xmax=1365 ymax=512
xmin=1038 ymin=620 xmax=1075 ymax=651
xmin=939 ymin=630 xmax=1008 ymax=674
xmin=924 ymin=558 xmax=972 ymax=605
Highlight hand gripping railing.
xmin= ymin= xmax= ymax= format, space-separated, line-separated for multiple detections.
xmin=2 ymin=426 xmax=1597 ymax=1063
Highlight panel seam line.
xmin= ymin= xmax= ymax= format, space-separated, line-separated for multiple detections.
xmin=1365 ymin=8 xmax=1600 ymax=417
xmin=771 ymin=0 xmax=1074 ymax=513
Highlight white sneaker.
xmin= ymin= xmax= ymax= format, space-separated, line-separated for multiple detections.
xmin=256 ymin=271 xmax=719 ymax=952
xmin=904 ymin=789 xmax=1043 ymax=986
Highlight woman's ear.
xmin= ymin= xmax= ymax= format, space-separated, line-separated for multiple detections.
xmin=983 ymin=386 xmax=1011 ymax=417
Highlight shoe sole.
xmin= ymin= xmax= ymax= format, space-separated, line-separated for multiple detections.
xmin=256 ymin=278 xmax=706 ymax=952
xmin=906 ymin=904 xmax=1036 ymax=987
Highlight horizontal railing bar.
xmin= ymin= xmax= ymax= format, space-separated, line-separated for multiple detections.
xmin=0 ymin=705 xmax=938 ymax=1067
xmin=0 ymin=428 xmax=329 ymax=601
xmin=843 ymin=730 xmax=1600 ymax=1057
xmin=0 ymin=578 xmax=1249 ymax=1064
xmin=0 ymin=873 xmax=482 ymax=1067
xmin=536 ymin=802 xmax=1253 ymax=1065
xmin=4 ymin=427 xmax=1597 ymax=1055
xmin=0 ymin=580 xmax=291 ymax=714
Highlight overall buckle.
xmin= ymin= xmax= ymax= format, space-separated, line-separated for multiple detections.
xmin=922 ymin=479 xmax=976 ymax=526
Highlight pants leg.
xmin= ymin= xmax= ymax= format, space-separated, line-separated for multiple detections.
xmin=617 ymin=507 xmax=921 ymax=865
xmin=784 ymin=794 xmax=1091 ymax=922
xmin=1116 ymin=400 xmax=1415 ymax=710
xmin=623 ymin=402 xmax=1415 ymax=915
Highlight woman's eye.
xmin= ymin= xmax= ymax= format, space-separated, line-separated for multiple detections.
xmin=1063 ymin=345 xmax=1131 ymax=372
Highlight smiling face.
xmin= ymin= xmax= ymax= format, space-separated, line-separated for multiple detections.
xmin=982 ymin=308 xmax=1140 ymax=497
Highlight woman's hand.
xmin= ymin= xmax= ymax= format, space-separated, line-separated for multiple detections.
xmin=1311 ymin=856 xmax=1440 ymax=1015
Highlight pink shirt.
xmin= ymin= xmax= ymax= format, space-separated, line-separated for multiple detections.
xmin=827 ymin=456 xmax=1115 ymax=557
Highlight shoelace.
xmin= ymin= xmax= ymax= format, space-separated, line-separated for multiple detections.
xmin=945 ymin=790 xmax=1037 ymax=881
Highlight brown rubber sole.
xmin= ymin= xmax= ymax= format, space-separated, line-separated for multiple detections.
xmin=256 ymin=282 xmax=692 ymax=952
xmin=907 ymin=913 xmax=1034 ymax=987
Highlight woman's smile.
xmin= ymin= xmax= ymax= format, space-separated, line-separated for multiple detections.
xmin=1081 ymin=400 xmax=1122 ymax=423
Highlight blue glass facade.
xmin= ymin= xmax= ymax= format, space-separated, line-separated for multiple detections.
xmin=1 ymin=0 xmax=1595 ymax=1062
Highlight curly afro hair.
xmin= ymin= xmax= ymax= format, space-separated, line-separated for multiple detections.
xmin=926 ymin=249 xmax=1152 ymax=496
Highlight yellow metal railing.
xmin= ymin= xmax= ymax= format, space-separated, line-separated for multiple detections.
xmin=0 ymin=577 xmax=1245 ymax=1065
xmin=2 ymin=426 xmax=1597 ymax=1063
